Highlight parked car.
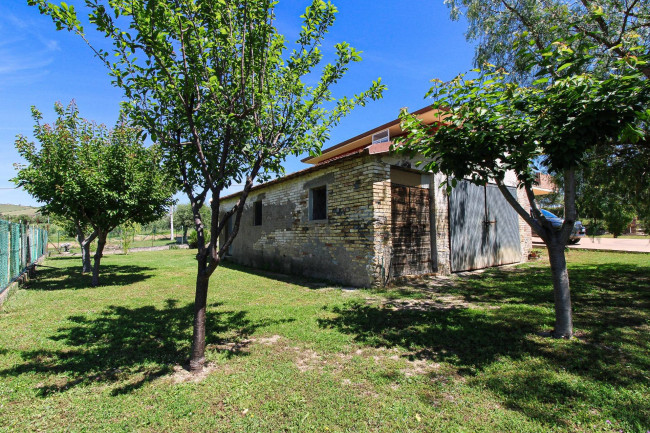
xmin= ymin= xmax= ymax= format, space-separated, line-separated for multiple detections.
xmin=535 ymin=209 xmax=586 ymax=244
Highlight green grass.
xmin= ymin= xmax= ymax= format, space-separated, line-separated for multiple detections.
xmin=49 ymin=237 xmax=176 ymax=254
xmin=101 ymin=237 xmax=176 ymax=250
xmin=0 ymin=249 xmax=648 ymax=432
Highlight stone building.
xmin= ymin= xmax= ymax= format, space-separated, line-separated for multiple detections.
xmin=219 ymin=108 xmax=533 ymax=287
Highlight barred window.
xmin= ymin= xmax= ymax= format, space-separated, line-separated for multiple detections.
xmin=253 ymin=201 xmax=262 ymax=226
xmin=309 ymin=186 xmax=327 ymax=221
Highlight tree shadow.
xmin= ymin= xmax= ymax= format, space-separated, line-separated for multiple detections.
xmin=0 ymin=299 xmax=287 ymax=396
xmin=29 ymin=260 xmax=155 ymax=290
xmin=319 ymin=300 xmax=548 ymax=374
xmin=402 ymin=261 xmax=649 ymax=310
xmin=319 ymin=261 xmax=650 ymax=428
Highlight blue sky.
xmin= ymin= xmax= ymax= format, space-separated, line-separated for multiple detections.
xmin=0 ymin=1 xmax=476 ymax=207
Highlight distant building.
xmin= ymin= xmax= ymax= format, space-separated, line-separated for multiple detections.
xmin=532 ymin=172 xmax=557 ymax=196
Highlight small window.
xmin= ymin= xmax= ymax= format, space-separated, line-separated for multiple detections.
xmin=253 ymin=201 xmax=262 ymax=226
xmin=309 ymin=186 xmax=327 ymax=221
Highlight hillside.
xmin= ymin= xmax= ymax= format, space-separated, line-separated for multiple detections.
xmin=0 ymin=204 xmax=41 ymax=217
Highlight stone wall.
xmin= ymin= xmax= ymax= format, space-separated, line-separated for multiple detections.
xmin=502 ymin=170 xmax=533 ymax=262
xmin=369 ymin=163 xmax=391 ymax=285
xmin=220 ymin=154 xmax=380 ymax=287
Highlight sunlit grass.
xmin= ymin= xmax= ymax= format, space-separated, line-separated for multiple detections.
xmin=0 ymin=249 xmax=648 ymax=432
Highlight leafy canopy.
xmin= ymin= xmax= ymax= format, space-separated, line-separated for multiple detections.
xmin=31 ymin=0 xmax=385 ymax=260
xmin=398 ymin=34 xmax=648 ymax=338
xmin=13 ymin=101 xmax=175 ymax=234
xmin=31 ymin=0 xmax=385 ymax=188
xmin=445 ymin=0 xmax=650 ymax=80
xmin=398 ymin=38 xmax=649 ymax=193
xmin=28 ymin=0 xmax=386 ymax=367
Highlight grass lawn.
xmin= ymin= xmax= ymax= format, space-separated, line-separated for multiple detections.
xmin=0 ymin=249 xmax=648 ymax=432
xmin=49 ymin=237 xmax=177 ymax=255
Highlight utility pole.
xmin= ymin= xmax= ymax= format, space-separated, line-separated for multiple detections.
xmin=170 ymin=204 xmax=174 ymax=241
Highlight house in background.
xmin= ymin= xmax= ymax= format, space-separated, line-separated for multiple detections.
xmin=532 ymin=172 xmax=557 ymax=196
xmin=219 ymin=107 xmax=533 ymax=287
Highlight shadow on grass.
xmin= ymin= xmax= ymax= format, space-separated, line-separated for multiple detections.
xmin=0 ymin=299 xmax=289 ymax=396
xmin=218 ymin=260 xmax=334 ymax=290
xmin=29 ymin=260 xmax=155 ymax=290
xmin=319 ymin=261 xmax=650 ymax=428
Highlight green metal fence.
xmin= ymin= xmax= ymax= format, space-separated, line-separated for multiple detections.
xmin=0 ymin=220 xmax=48 ymax=292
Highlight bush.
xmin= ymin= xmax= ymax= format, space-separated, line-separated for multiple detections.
xmin=188 ymin=230 xmax=198 ymax=248
xmin=603 ymin=204 xmax=635 ymax=238
xmin=585 ymin=220 xmax=605 ymax=236
xmin=187 ymin=229 xmax=210 ymax=249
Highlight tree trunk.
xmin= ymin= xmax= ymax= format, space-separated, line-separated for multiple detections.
xmin=82 ymin=243 xmax=92 ymax=273
xmin=76 ymin=225 xmax=94 ymax=274
xmin=91 ymin=231 xmax=108 ymax=287
xmin=76 ymin=231 xmax=92 ymax=274
xmin=495 ymin=179 xmax=575 ymax=338
xmin=546 ymin=240 xmax=573 ymax=338
xmin=189 ymin=259 xmax=210 ymax=372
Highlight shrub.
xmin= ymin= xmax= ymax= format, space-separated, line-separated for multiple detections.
xmin=603 ymin=204 xmax=635 ymax=238
xmin=586 ymin=220 xmax=605 ymax=236
xmin=187 ymin=229 xmax=210 ymax=249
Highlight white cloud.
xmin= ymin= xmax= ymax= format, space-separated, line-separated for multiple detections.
xmin=0 ymin=52 xmax=53 ymax=75
xmin=43 ymin=38 xmax=61 ymax=52
xmin=0 ymin=8 xmax=61 ymax=84
xmin=5 ymin=12 xmax=27 ymax=30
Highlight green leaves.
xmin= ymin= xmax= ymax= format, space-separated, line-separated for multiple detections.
xmin=28 ymin=0 xmax=83 ymax=32
xmin=30 ymin=0 xmax=385 ymax=282
xmin=397 ymin=31 xmax=649 ymax=197
xmin=444 ymin=0 xmax=650 ymax=83
xmin=13 ymin=102 xmax=175 ymax=236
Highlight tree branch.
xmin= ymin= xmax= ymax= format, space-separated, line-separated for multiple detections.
xmin=496 ymin=179 xmax=546 ymax=240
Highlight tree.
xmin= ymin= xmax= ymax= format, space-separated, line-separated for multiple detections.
xmin=444 ymin=0 xmax=650 ymax=79
xmin=174 ymin=203 xmax=210 ymax=242
xmin=398 ymin=41 xmax=649 ymax=337
xmin=31 ymin=0 xmax=385 ymax=371
xmin=603 ymin=201 xmax=636 ymax=237
xmin=119 ymin=221 xmax=140 ymax=254
xmin=576 ymin=145 xmax=650 ymax=228
xmin=51 ymin=212 xmax=95 ymax=260
xmin=14 ymin=102 xmax=175 ymax=285
xmin=445 ymin=0 xmax=650 ymax=230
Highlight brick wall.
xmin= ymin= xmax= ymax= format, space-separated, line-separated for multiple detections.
xmin=535 ymin=172 xmax=557 ymax=192
xmin=369 ymin=163 xmax=392 ymax=284
xmin=220 ymin=154 xmax=380 ymax=287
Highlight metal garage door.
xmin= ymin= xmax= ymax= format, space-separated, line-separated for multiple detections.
xmin=449 ymin=181 xmax=521 ymax=272
xmin=391 ymin=184 xmax=433 ymax=277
